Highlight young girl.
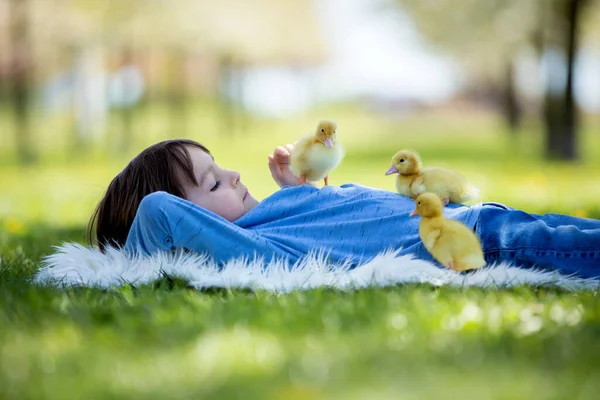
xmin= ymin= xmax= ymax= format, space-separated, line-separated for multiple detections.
xmin=89 ymin=139 xmax=600 ymax=279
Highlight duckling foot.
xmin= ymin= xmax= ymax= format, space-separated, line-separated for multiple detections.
xmin=447 ymin=261 xmax=457 ymax=271
xmin=442 ymin=198 xmax=450 ymax=206
xmin=324 ymin=175 xmax=329 ymax=186
xmin=299 ymin=175 xmax=307 ymax=184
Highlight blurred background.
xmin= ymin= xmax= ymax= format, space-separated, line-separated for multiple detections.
xmin=1 ymin=0 xmax=600 ymax=230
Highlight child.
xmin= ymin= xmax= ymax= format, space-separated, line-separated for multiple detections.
xmin=89 ymin=139 xmax=600 ymax=279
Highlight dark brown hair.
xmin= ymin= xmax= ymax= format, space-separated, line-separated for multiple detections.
xmin=87 ymin=139 xmax=210 ymax=251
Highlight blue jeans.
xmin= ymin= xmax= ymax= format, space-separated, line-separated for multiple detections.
xmin=476 ymin=203 xmax=600 ymax=279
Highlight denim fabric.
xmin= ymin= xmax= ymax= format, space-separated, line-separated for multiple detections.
xmin=125 ymin=184 xmax=479 ymax=267
xmin=476 ymin=202 xmax=600 ymax=279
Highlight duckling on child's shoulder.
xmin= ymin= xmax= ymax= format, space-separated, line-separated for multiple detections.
xmin=385 ymin=149 xmax=479 ymax=205
xmin=410 ymin=192 xmax=486 ymax=271
xmin=290 ymin=120 xmax=345 ymax=186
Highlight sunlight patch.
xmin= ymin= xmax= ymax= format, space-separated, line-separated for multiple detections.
xmin=191 ymin=328 xmax=286 ymax=379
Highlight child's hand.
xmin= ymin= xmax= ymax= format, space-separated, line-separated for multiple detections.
xmin=268 ymin=144 xmax=317 ymax=188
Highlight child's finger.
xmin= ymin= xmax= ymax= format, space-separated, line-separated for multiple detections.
xmin=274 ymin=150 xmax=290 ymax=164
xmin=273 ymin=146 xmax=288 ymax=156
xmin=268 ymin=157 xmax=282 ymax=177
xmin=268 ymin=156 xmax=278 ymax=171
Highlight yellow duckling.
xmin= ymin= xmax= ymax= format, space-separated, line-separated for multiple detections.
xmin=385 ymin=149 xmax=479 ymax=205
xmin=290 ymin=120 xmax=345 ymax=186
xmin=410 ymin=193 xmax=486 ymax=271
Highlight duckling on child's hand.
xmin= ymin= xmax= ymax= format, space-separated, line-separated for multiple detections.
xmin=385 ymin=149 xmax=479 ymax=205
xmin=290 ymin=120 xmax=345 ymax=186
xmin=410 ymin=192 xmax=486 ymax=271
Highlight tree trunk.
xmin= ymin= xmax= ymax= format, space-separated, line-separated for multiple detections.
xmin=8 ymin=0 xmax=36 ymax=165
xmin=562 ymin=0 xmax=579 ymax=158
xmin=169 ymin=48 xmax=188 ymax=139
xmin=502 ymin=60 xmax=521 ymax=132
xmin=118 ymin=46 xmax=135 ymax=153
xmin=544 ymin=0 xmax=581 ymax=161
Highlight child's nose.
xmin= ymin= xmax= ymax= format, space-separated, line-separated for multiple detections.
xmin=231 ymin=171 xmax=240 ymax=186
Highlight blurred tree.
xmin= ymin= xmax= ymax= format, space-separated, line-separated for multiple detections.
xmin=582 ymin=0 xmax=600 ymax=41
xmin=541 ymin=0 xmax=590 ymax=160
xmin=217 ymin=53 xmax=246 ymax=136
xmin=29 ymin=0 xmax=107 ymax=154
xmin=161 ymin=0 xmax=327 ymax=136
xmin=114 ymin=45 xmax=136 ymax=152
xmin=394 ymin=0 xmax=538 ymax=132
xmin=167 ymin=47 xmax=190 ymax=138
xmin=8 ymin=0 xmax=37 ymax=165
xmin=65 ymin=0 xmax=149 ymax=152
xmin=6 ymin=0 xmax=326 ymax=157
xmin=395 ymin=0 xmax=596 ymax=160
xmin=0 ymin=0 xmax=7 ymax=103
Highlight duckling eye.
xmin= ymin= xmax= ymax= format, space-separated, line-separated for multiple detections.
xmin=418 ymin=201 xmax=421 ymax=205
xmin=321 ymin=128 xmax=325 ymax=133
xmin=400 ymin=159 xmax=405 ymax=163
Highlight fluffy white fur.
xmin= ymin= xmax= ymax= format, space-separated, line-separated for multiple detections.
xmin=33 ymin=243 xmax=599 ymax=292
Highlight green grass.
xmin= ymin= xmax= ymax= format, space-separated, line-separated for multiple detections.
xmin=1 ymin=105 xmax=600 ymax=399
xmin=2 ymin=226 xmax=600 ymax=399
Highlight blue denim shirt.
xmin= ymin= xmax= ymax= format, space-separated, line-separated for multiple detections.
xmin=125 ymin=184 xmax=482 ymax=266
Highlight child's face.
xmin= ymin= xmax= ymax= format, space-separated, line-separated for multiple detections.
xmin=180 ymin=146 xmax=259 ymax=221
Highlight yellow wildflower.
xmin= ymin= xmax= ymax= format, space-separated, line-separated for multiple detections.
xmin=5 ymin=217 xmax=25 ymax=234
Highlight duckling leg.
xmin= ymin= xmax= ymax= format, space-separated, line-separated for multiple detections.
xmin=299 ymin=175 xmax=307 ymax=184
xmin=324 ymin=175 xmax=329 ymax=186
xmin=442 ymin=198 xmax=450 ymax=206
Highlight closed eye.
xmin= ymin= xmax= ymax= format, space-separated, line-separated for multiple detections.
xmin=210 ymin=180 xmax=221 ymax=191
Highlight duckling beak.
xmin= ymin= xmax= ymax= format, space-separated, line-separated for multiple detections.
xmin=409 ymin=210 xmax=417 ymax=217
xmin=324 ymin=137 xmax=333 ymax=148
xmin=385 ymin=165 xmax=399 ymax=175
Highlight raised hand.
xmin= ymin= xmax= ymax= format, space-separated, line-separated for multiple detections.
xmin=268 ymin=144 xmax=316 ymax=188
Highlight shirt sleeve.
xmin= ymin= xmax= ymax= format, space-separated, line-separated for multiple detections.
xmin=124 ymin=191 xmax=283 ymax=263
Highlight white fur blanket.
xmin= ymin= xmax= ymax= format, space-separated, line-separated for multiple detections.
xmin=33 ymin=243 xmax=599 ymax=292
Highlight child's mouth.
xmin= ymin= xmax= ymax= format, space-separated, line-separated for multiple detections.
xmin=243 ymin=190 xmax=249 ymax=201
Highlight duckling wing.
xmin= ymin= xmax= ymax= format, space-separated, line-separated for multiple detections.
xmin=421 ymin=228 xmax=441 ymax=250
xmin=420 ymin=224 xmax=455 ymax=267
xmin=409 ymin=175 xmax=426 ymax=196
xmin=421 ymin=168 xmax=475 ymax=203
xmin=395 ymin=175 xmax=416 ymax=197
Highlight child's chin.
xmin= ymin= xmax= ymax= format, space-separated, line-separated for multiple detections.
xmin=246 ymin=196 xmax=259 ymax=208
